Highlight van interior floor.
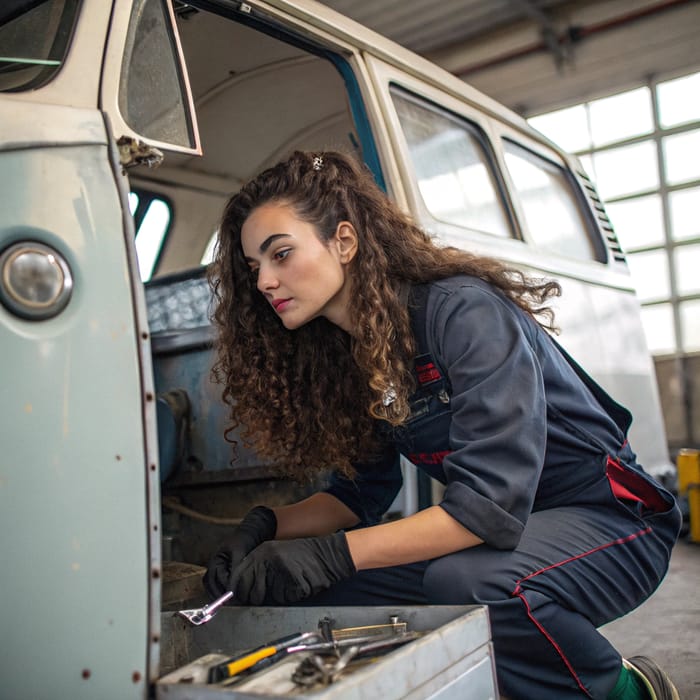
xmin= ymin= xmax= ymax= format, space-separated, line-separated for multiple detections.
xmin=600 ymin=537 xmax=700 ymax=699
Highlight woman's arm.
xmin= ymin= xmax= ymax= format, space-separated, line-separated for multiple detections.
xmin=274 ymin=495 xmax=480 ymax=568
xmin=346 ymin=505 xmax=482 ymax=570
xmin=272 ymin=492 xmax=360 ymax=538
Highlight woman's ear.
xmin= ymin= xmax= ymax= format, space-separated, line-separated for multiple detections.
xmin=334 ymin=221 xmax=359 ymax=264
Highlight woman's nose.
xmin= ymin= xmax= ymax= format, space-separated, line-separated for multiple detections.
xmin=257 ymin=265 xmax=279 ymax=292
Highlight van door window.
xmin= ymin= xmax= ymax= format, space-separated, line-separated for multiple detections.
xmin=119 ymin=0 xmax=196 ymax=149
xmin=391 ymin=88 xmax=512 ymax=238
xmin=503 ymin=139 xmax=603 ymax=262
xmin=0 ymin=0 xmax=80 ymax=92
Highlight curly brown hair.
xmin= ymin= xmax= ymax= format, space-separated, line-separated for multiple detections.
xmin=209 ymin=150 xmax=560 ymax=479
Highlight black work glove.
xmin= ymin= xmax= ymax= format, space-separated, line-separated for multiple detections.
xmin=203 ymin=506 xmax=277 ymax=598
xmin=230 ymin=532 xmax=356 ymax=605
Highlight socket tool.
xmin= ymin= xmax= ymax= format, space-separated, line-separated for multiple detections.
xmin=177 ymin=590 xmax=234 ymax=626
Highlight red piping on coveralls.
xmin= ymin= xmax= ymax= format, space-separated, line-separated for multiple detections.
xmin=512 ymin=527 xmax=653 ymax=697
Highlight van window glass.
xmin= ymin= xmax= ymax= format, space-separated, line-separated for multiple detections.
xmin=0 ymin=0 xmax=80 ymax=92
xmin=503 ymin=139 xmax=600 ymax=262
xmin=201 ymin=231 xmax=218 ymax=266
xmin=391 ymin=89 xmax=512 ymax=238
xmin=131 ymin=191 xmax=172 ymax=282
xmin=119 ymin=0 xmax=194 ymax=148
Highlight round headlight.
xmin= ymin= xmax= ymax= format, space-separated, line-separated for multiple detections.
xmin=0 ymin=242 xmax=73 ymax=320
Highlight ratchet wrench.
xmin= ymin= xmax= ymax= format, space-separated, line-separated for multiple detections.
xmin=177 ymin=590 xmax=233 ymax=626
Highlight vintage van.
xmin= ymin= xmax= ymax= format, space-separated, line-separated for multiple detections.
xmin=0 ymin=1 xmax=673 ymax=698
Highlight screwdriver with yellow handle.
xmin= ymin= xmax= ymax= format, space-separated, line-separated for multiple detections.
xmin=208 ymin=631 xmax=321 ymax=683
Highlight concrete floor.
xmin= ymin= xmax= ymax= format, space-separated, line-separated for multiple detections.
xmin=600 ymin=536 xmax=700 ymax=699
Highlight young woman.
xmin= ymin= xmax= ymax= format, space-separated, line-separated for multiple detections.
xmin=204 ymin=150 xmax=681 ymax=700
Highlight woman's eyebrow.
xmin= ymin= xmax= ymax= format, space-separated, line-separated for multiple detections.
xmin=244 ymin=233 xmax=292 ymax=264
xmin=259 ymin=233 xmax=291 ymax=253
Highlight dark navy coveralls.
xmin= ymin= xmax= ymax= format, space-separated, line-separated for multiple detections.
xmin=316 ymin=275 xmax=681 ymax=699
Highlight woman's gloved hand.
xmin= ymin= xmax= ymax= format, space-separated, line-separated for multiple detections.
xmin=230 ymin=532 xmax=356 ymax=605
xmin=203 ymin=505 xmax=277 ymax=597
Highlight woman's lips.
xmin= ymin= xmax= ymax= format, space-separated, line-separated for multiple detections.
xmin=272 ymin=298 xmax=292 ymax=312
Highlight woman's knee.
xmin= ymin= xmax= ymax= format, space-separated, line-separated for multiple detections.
xmin=423 ymin=549 xmax=517 ymax=604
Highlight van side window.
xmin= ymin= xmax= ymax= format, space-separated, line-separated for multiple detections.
xmin=391 ymin=88 xmax=512 ymax=238
xmin=119 ymin=0 xmax=195 ymax=149
xmin=201 ymin=232 xmax=218 ymax=267
xmin=130 ymin=191 xmax=172 ymax=282
xmin=0 ymin=0 xmax=80 ymax=92
xmin=503 ymin=139 xmax=603 ymax=262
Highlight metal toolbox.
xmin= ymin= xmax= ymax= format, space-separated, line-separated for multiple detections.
xmin=158 ymin=605 xmax=498 ymax=699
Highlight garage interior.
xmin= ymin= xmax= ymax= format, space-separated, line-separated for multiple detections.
xmin=315 ymin=1 xmax=700 ymax=696
xmin=3 ymin=2 xmax=699 ymax=697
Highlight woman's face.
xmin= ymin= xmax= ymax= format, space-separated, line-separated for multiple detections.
xmin=240 ymin=202 xmax=357 ymax=332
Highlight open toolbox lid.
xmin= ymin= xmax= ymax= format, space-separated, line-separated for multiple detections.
xmin=158 ymin=605 xmax=497 ymax=699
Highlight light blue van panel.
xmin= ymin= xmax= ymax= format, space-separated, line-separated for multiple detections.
xmin=0 ymin=128 xmax=151 ymax=697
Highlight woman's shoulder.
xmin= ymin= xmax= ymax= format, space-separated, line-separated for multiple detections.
xmin=417 ymin=274 xmax=505 ymax=308
xmin=413 ymin=275 xmax=538 ymax=343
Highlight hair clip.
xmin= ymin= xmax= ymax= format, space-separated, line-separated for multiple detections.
xmin=312 ymin=156 xmax=324 ymax=171
xmin=382 ymin=385 xmax=397 ymax=406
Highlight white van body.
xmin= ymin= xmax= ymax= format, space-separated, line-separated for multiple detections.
xmin=0 ymin=1 xmax=671 ymax=698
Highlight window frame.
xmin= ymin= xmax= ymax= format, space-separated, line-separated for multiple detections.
xmin=100 ymin=0 xmax=201 ymax=156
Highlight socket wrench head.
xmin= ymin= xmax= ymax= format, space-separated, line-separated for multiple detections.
xmin=177 ymin=591 xmax=234 ymax=626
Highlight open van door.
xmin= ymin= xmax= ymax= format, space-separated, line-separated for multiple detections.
xmin=0 ymin=2 xmax=199 ymax=698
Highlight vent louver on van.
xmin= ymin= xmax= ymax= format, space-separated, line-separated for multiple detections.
xmin=577 ymin=170 xmax=627 ymax=263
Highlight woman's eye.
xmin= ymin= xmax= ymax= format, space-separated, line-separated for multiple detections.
xmin=274 ymin=249 xmax=291 ymax=262
xmin=249 ymin=267 xmax=259 ymax=279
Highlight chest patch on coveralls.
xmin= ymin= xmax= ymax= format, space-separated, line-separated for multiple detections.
xmin=414 ymin=353 xmax=443 ymax=387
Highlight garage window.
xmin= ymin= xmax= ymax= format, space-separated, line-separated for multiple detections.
xmin=529 ymin=70 xmax=700 ymax=355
